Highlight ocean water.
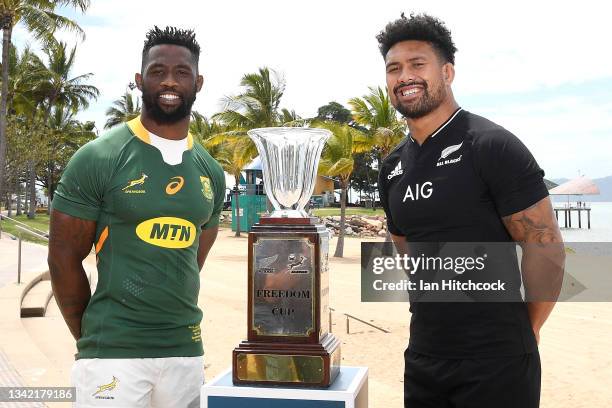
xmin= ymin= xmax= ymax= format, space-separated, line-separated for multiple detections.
xmin=558 ymin=202 xmax=612 ymax=242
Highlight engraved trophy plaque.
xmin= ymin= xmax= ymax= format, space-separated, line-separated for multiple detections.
xmin=232 ymin=127 xmax=341 ymax=387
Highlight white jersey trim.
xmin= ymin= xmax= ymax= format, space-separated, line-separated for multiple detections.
xmin=430 ymin=108 xmax=463 ymax=139
xmin=148 ymin=132 xmax=189 ymax=165
xmin=408 ymin=107 xmax=464 ymax=143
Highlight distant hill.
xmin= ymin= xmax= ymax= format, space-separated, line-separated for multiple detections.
xmin=551 ymin=178 xmax=569 ymax=185
xmin=549 ymin=176 xmax=612 ymax=202
xmin=592 ymin=176 xmax=612 ymax=201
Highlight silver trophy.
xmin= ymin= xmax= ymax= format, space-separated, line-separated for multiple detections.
xmin=233 ymin=126 xmax=341 ymax=387
xmin=247 ymin=127 xmax=331 ymax=218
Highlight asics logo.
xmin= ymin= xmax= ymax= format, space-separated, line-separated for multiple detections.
xmin=166 ymin=176 xmax=185 ymax=195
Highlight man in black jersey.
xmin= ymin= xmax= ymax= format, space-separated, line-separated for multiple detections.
xmin=376 ymin=13 xmax=564 ymax=408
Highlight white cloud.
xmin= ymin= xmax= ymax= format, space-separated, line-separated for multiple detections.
xmin=9 ymin=0 xmax=612 ymax=178
xmin=474 ymin=97 xmax=612 ymax=178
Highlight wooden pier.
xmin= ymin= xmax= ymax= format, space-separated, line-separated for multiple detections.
xmin=554 ymin=206 xmax=591 ymax=229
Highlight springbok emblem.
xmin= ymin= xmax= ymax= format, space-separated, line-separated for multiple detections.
xmin=123 ymin=173 xmax=148 ymax=190
xmin=92 ymin=376 xmax=119 ymax=396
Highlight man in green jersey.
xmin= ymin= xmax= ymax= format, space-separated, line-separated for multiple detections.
xmin=48 ymin=26 xmax=225 ymax=407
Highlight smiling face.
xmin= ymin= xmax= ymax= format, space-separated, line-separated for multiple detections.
xmin=136 ymin=44 xmax=203 ymax=125
xmin=385 ymin=40 xmax=454 ymax=119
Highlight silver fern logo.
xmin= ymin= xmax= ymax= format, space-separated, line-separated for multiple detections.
xmin=436 ymin=142 xmax=463 ymax=167
xmin=438 ymin=142 xmax=463 ymax=160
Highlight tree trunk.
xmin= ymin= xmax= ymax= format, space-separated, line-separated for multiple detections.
xmin=234 ymin=184 xmax=241 ymax=237
xmin=333 ymin=181 xmax=347 ymax=258
xmin=47 ymin=162 xmax=53 ymax=214
xmin=23 ymin=176 xmax=28 ymax=214
xmin=16 ymin=178 xmax=21 ymax=215
xmin=6 ymin=192 xmax=11 ymax=216
xmin=374 ymin=153 xmax=383 ymax=211
xmin=27 ymin=161 xmax=36 ymax=219
xmin=0 ymin=24 xmax=12 ymax=200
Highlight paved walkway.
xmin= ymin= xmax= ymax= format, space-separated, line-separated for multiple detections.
xmin=0 ymin=236 xmax=48 ymax=289
xmin=0 ymin=237 xmax=51 ymax=406
xmin=0 ymin=349 xmax=45 ymax=407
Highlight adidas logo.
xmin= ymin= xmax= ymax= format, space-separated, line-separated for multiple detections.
xmin=387 ymin=161 xmax=404 ymax=180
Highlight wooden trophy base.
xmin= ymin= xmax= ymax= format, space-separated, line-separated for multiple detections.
xmin=232 ymin=216 xmax=339 ymax=387
xmin=232 ymin=332 xmax=341 ymax=387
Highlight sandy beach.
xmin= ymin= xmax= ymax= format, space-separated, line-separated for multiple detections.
xmin=10 ymin=227 xmax=612 ymax=407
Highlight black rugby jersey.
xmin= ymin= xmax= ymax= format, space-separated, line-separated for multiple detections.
xmin=378 ymin=108 xmax=549 ymax=358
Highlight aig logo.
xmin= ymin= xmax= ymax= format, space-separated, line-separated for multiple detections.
xmin=403 ymin=181 xmax=433 ymax=202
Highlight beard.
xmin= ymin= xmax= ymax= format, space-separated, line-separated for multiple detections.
xmin=141 ymin=85 xmax=197 ymax=125
xmin=393 ymin=78 xmax=447 ymax=119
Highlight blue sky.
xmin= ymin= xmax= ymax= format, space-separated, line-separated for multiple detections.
xmin=11 ymin=0 xmax=612 ymax=179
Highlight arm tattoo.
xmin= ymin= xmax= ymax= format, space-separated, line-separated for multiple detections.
xmin=502 ymin=197 xmax=562 ymax=245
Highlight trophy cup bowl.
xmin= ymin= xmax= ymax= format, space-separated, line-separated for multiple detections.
xmin=233 ymin=127 xmax=341 ymax=387
xmin=247 ymin=127 xmax=331 ymax=219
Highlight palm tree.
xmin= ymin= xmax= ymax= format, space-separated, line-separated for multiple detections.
xmin=2 ymin=44 xmax=48 ymax=117
xmin=212 ymin=67 xmax=287 ymax=160
xmin=315 ymin=121 xmax=369 ymax=257
xmin=350 ymin=87 xmax=407 ymax=241
xmin=41 ymin=41 xmax=99 ymax=116
xmin=105 ymin=91 xmax=141 ymax=129
xmin=215 ymin=139 xmax=253 ymax=237
xmin=215 ymin=67 xmax=285 ymax=129
xmin=3 ymin=46 xmax=50 ymax=218
xmin=0 ymin=0 xmax=90 ymax=202
xmin=189 ymin=111 xmax=225 ymax=156
xmin=20 ymin=40 xmax=97 ymax=218
xmin=349 ymin=86 xmax=406 ymax=159
xmin=1 ymin=45 xmax=48 ymax=207
xmin=41 ymin=105 xmax=94 ymax=207
xmin=211 ymin=67 xmax=294 ymax=232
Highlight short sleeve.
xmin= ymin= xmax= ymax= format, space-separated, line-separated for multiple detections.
xmin=378 ymin=162 xmax=403 ymax=236
xmin=474 ymin=129 xmax=549 ymax=217
xmin=52 ymin=142 xmax=108 ymax=221
xmin=202 ymin=161 xmax=226 ymax=230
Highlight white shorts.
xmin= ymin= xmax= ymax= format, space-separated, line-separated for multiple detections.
xmin=71 ymin=357 xmax=204 ymax=408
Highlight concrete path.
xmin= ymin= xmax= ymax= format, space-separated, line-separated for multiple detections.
xmin=0 ymin=236 xmax=48 ymax=289
xmin=0 ymin=237 xmax=50 ymax=406
xmin=0 ymin=348 xmax=45 ymax=407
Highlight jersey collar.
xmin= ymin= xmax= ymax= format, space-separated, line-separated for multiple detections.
xmin=127 ymin=115 xmax=194 ymax=149
xmin=408 ymin=107 xmax=463 ymax=144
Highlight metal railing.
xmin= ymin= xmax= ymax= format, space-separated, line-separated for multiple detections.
xmin=329 ymin=307 xmax=390 ymax=334
xmin=14 ymin=225 xmax=48 ymax=284
xmin=1 ymin=214 xmax=49 ymax=237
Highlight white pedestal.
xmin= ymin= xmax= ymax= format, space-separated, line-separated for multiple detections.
xmin=201 ymin=366 xmax=368 ymax=408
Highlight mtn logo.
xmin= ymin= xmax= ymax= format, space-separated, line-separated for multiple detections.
xmin=135 ymin=217 xmax=196 ymax=249
xmin=387 ymin=161 xmax=404 ymax=180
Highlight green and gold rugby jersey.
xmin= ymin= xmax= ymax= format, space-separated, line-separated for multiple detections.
xmin=52 ymin=116 xmax=225 ymax=359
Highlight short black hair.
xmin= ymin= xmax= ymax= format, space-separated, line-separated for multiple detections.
xmin=376 ymin=13 xmax=457 ymax=64
xmin=142 ymin=26 xmax=201 ymax=66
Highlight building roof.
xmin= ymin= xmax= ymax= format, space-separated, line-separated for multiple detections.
xmin=549 ymin=176 xmax=600 ymax=195
xmin=244 ymin=156 xmax=262 ymax=171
